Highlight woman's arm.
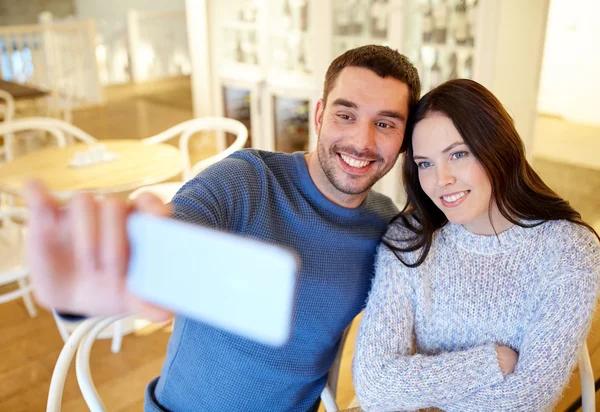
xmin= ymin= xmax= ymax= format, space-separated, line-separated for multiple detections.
xmin=353 ymin=245 xmax=505 ymax=412
xmin=438 ymin=270 xmax=599 ymax=412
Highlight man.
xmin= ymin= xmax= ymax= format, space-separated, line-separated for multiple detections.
xmin=25 ymin=45 xmax=420 ymax=411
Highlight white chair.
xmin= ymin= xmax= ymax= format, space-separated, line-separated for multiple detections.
xmin=320 ymin=326 xmax=350 ymax=411
xmin=579 ymin=341 xmax=595 ymax=412
xmin=46 ymin=316 xmax=350 ymax=412
xmin=0 ymin=89 xmax=16 ymax=121
xmin=0 ymin=206 xmax=37 ymax=317
xmin=0 ymin=89 xmax=16 ymax=162
xmin=0 ymin=116 xmax=96 ymax=161
xmin=0 ymin=117 xmax=134 ymax=353
xmin=46 ymin=317 xmax=122 ymax=412
xmin=129 ymin=117 xmax=248 ymax=204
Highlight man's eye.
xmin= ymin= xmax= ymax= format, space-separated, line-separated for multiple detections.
xmin=376 ymin=122 xmax=392 ymax=129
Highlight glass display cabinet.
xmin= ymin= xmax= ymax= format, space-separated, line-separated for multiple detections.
xmin=198 ymin=0 xmax=547 ymax=206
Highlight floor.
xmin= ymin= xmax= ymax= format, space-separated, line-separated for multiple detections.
xmin=1 ymin=76 xmax=599 ymax=411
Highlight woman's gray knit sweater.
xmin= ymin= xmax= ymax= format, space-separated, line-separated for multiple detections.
xmin=353 ymin=219 xmax=600 ymax=412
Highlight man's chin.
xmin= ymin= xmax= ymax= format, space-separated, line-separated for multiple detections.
xmin=330 ymin=178 xmax=376 ymax=196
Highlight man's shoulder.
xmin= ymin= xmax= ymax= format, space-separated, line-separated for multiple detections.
xmin=216 ymin=149 xmax=296 ymax=180
xmin=365 ymin=190 xmax=400 ymax=219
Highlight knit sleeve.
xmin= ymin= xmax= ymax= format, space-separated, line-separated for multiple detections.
xmin=353 ymin=244 xmax=504 ymax=412
xmin=439 ymin=269 xmax=599 ymax=412
xmin=170 ymin=154 xmax=263 ymax=231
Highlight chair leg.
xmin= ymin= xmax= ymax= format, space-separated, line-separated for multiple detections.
xmin=53 ymin=310 xmax=72 ymax=343
xmin=111 ymin=319 xmax=123 ymax=353
xmin=18 ymin=278 xmax=37 ymax=318
xmin=579 ymin=341 xmax=595 ymax=412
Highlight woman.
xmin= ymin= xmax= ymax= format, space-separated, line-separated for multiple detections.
xmin=353 ymin=79 xmax=600 ymax=412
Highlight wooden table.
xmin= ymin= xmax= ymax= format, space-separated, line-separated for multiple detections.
xmin=0 ymin=140 xmax=183 ymax=198
xmin=0 ymin=80 xmax=48 ymax=100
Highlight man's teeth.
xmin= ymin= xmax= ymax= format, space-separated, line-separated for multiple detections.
xmin=442 ymin=191 xmax=468 ymax=202
xmin=340 ymin=154 xmax=370 ymax=168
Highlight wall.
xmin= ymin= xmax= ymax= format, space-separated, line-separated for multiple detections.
xmin=537 ymin=0 xmax=600 ymax=126
xmin=0 ymin=0 xmax=75 ymax=25
xmin=74 ymin=0 xmax=186 ymax=84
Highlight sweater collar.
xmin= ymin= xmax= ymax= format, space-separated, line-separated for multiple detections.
xmin=440 ymin=220 xmax=542 ymax=254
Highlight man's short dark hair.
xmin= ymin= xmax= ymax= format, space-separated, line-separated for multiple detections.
xmin=323 ymin=45 xmax=421 ymax=112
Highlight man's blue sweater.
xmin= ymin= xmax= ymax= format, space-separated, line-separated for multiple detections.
xmin=145 ymin=149 xmax=398 ymax=411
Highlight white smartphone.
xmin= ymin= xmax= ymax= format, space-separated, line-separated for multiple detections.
xmin=126 ymin=213 xmax=298 ymax=346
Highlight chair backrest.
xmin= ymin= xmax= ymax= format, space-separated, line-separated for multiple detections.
xmin=579 ymin=341 xmax=595 ymax=412
xmin=0 ymin=89 xmax=16 ymax=122
xmin=0 ymin=117 xmax=96 ymax=161
xmin=48 ymin=313 xmax=345 ymax=412
xmin=0 ymin=206 xmax=28 ymax=280
xmin=0 ymin=90 xmax=16 ymax=162
xmin=142 ymin=117 xmax=248 ymax=181
xmin=186 ymin=118 xmax=249 ymax=180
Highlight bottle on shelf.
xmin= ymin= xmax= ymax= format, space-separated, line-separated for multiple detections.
xmin=463 ymin=54 xmax=473 ymax=79
xmin=350 ymin=0 xmax=367 ymax=36
xmin=430 ymin=50 xmax=442 ymax=90
xmin=448 ymin=53 xmax=458 ymax=80
xmin=240 ymin=0 xmax=256 ymax=23
xmin=235 ymin=33 xmax=244 ymax=63
xmin=283 ymin=0 xmax=292 ymax=26
xmin=334 ymin=2 xmax=350 ymax=36
xmin=466 ymin=0 xmax=479 ymax=47
xmin=454 ymin=0 xmax=468 ymax=46
xmin=422 ymin=0 xmax=434 ymax=44
xmin=433 ymin=0 xmax=448 ymax=44
xmin=289 ymin=0 xmax=308 ymax=32
xmin=414 ymin=48 xmax=425 ymax=79
xmin=370 ymin=0 xmax=389 ymax=39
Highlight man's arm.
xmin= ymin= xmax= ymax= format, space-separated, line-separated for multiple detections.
xmin=25 ymin=154 xmax=263 ymax=320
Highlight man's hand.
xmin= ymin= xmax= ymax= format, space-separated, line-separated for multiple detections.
xmin=496 ymin=345 xmax=519 ymax=375
xmin=24 ymin=180 xmax=173 ymax=322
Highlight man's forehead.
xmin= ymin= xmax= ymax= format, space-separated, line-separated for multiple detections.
xmin=329 ymin=68 xmax=410 ymax=114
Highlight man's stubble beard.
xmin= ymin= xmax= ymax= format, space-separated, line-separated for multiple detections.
xmin=316 ymin=132 xmax=387 ymax=196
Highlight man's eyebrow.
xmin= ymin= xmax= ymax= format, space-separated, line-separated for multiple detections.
xmin=378 ymin=110 xmax=406 ymax=122
xmin=331 ymin=99 xmax=406 ymax=122
xmin=331 ymin=98 xmax=357 ymax=109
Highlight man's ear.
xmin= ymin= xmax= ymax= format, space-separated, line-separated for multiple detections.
xmin=314 ymin=98 xmax=325 ymax=135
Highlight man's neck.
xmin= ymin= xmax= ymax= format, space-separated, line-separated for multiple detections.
xmin=304 ymin=152 xmax=368 ymax=209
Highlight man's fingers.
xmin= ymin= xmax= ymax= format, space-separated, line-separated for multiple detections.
xmin=99 ymin=197 xmax=129 ymax=278
xmin=129 ymin=295 xmax=174 ymax=323
xmin=23 ymin=179 xmax=58 ymax=211
xmin=132 ymin=192 xmax=172 ymax=217
xmin=71 ymin=192 xmax=100 ymax=273
xmin=23 ymin=180 xmax=65 ymax=308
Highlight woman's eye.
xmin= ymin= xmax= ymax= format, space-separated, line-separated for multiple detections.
xmin=451 ymin=151 xmax=468 ymax=160
xmin=417 ymin=161 xmax=432 ymax=169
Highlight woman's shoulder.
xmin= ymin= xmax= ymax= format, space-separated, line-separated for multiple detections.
xmin=534 ymin=220 xmax=600 ymax=274
xmin=383 ymin=213 xmax=422 ymax=246
xmin=536 ymin=220 xmax=598 ymax=250
xmin=378 ymin=213 xmax=431 ymax=266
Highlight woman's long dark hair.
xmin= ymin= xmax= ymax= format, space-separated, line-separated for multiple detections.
xmin=384 ymin=79 xmax=599 ymax=267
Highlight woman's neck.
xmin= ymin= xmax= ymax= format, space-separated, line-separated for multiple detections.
xmin=462 ymin=206 xmax=514 ymax=236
